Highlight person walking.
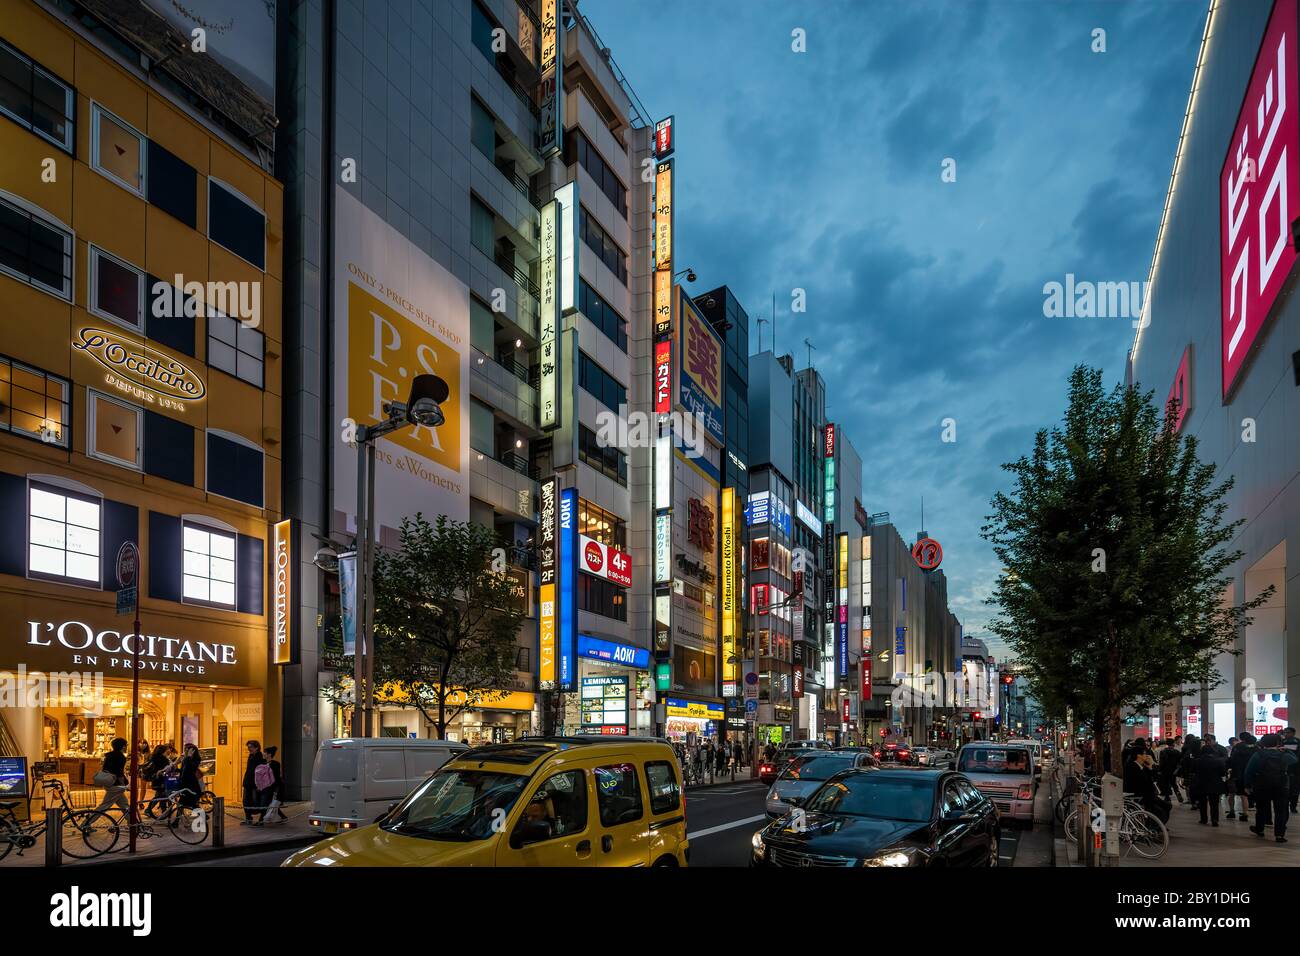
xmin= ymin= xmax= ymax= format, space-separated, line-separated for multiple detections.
xmin=261 ymin=745 xmax=288 ymax=824
xmin=733 ymin=739 xmax=744 ymax=771
xmin=1157 ymin=738 xmax=1184 ymax=804
xmin=1123 ymin=739 xmax=1169 ymax=824
xmin=1179 ymin=736 xmax=1202 ymax=813
xmin=1245 ymin=733 xmax=1297 ymax=843
xmin=1192 ymin=739 xmax=1227 ymax=826
xmin=1280 ymin=728 xmax=1300 ymax=813
xmin=715 ymin=739 xmax=727 ymax=777
xmin=91 ymin=737 xmax=131 ymax=816
xmin=241 ymin=739 xmax=267 ymax=826
xmin=177 ymin=743 xmax=203 ymax=811
xmin=1227 ymin=733 xmax=1257 ymax=820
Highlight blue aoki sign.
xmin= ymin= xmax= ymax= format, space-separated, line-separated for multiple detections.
xmin=578 ymin=635 xmax=650 ymax=670
xmin=559 ymin=488 xmax=578 ymax=690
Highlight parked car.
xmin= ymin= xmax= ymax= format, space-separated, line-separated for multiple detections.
xmin=765 ymin=751 xmax=878 ymax=818
xmin=957 ymin=743 xmax=1036 ymax=824
xmin=752 ymin=768 xmax=1000 ymax=867
xmin=307 ymin=737 xmax=468 ymax=834
xmin=286 ymin=737 xmax=689 ymax=867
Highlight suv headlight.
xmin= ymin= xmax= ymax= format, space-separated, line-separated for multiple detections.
xmin=751 ymin=830 xmax=765 ymax=851
xmin=865 ymin=847 xmax=921 ymax=867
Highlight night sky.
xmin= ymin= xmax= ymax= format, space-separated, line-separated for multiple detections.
xmin=583 ymin=0 xmax=1208 ymax=656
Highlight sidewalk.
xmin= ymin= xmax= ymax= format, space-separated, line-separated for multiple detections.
xmin=3 ymin=801 xmax=319 ymax=868
xmin=1124 ymin=800 xmax=1300 ymax=868
xmin=684 ymin=770 xmax=764 ymax=791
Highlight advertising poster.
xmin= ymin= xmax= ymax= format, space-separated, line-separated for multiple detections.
xmin=333 ymin=187 xmax=470 ymax=535
xmin=676 ymin=291 xmax=724 ymax=445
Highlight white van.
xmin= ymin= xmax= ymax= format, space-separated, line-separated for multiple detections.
xmin=957 ymin=742 xmax=1036 ymax=823
xmin=1007 ymin=738 xmax=1045 ymax=776
xmin=308 ymin=737 xmax=468 ymax=834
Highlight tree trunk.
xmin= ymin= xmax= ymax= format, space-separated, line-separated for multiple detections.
xmin=437 ymin=693 xmax=446 ymax=740
xmin=1106 ymin=623 xmax=1122 ymax=783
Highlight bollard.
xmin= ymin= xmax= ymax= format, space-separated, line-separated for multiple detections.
xmin=44 ymin=807 xmax=61 ymax=866
xmin=213 ymin=796 xmax=225 ymax=848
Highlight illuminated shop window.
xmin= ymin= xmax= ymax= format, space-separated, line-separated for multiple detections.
xmin=28 ymin=484 xmax=101 ymax=585
xmin=0 ymin=356 xmax=69 ymax=447
xmin=182 ymin=521 xmax=236 ymax=608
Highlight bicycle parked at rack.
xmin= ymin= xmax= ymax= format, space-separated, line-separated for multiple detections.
xmin=101 ymin=788 xmax=211 ymax=850
xmin=1063 ymin=789 xmax=1169 ymax=860
xmin=0 ymin=779 xmax=120 ymax=861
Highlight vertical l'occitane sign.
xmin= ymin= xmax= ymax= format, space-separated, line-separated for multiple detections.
xmin=272 ymin=519 xmax=292 ymax=665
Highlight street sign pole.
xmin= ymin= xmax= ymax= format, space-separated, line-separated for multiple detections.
xmin=116 ymin=542 xmax=140 ymax=854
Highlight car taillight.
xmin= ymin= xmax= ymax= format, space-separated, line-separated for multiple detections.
xmin=899 ymin=750 xmax=910 ymax=758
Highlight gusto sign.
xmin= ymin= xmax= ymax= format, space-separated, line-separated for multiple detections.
xmin=579 ymin=534 xmax=631 ymax=587
xmin=1220 ymin=0 xmax=1300 ymax=400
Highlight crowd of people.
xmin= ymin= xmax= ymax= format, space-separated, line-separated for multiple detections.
xmin=672 ymin=738 xmax=746 ymax=782
xmin=1120 ymin=729 xmax=1300 ymax=843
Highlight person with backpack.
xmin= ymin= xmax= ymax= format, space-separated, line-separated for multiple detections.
xmin=261 ymin=745 xmax=288 ymax=824
xmin=1192 ymin=740 xmax=1227 ymax=826
xmin=91 ymin=737 xmax=131 ymax=815
xmin=1227 ymin=733 xmax=1257 ymax=820
xmin=241 ymin=740 xmax=268 ymax=826
xmin=1280 ymin=728 xmax=1300 ymax=813
xmin=1245 ymin=733 xmax=1298 ymax=843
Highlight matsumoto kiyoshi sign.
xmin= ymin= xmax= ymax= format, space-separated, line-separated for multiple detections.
xmin=21 ymin=619 xmax=245 ymax=684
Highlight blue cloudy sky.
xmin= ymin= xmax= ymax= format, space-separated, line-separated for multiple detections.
xmin=583 ymin=0 xmax=1207 ymax=656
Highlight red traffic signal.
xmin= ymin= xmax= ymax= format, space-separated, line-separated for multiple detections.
xmin=973 ymin=712 xmax=982 ymax=720
xmin=879 ymin=728 xmax=888 ymax=738
xmin=1002 ymin=674 xmax=1014 ymax=685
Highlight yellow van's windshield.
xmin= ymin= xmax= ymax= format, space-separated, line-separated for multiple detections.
xmin=382 ymin=768 xmax=528 ymax=842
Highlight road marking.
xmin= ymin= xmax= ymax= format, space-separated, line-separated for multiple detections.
xmin=688 ymin=814 xmax=768 ymax=840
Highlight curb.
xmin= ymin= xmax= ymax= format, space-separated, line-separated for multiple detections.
xmin=55 ymin=830 xmax=320 ymax=868
xmin=685 ymin=776 xmax=764 ymax=792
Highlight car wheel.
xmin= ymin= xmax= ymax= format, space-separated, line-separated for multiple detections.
xmin=653 ymin=854 xmax=679 ymax=867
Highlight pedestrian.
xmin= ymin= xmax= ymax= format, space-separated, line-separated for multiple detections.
xmin=1180 ymin=735 xmax=1202 ymax=812
xmin=1280 ymin=728 xmax=1300 ymax=813
xmin=1192 ymin=738 xmax=1227 ymax=826
xmin=261 ymin=745 xmax=288 ymax=823
xmin=91 ymin=737 xmax=131 ymax=815
xmin=177 ymin=743 xmax=203 ymax=811
xmin=133 ymin=738 xmax=152 ymax=805
xmin=1157 ymin=738 xmax=1184 ymax=804
xmin=241 ymin=739 xmax=267 ymax=826
xmin=1124 ymin=739 xmax=1170 ymax=824
xmin=1245 ymin=733 xmax=1297 ymax=843
xmin=733 ymin=739 xmax=744 ymax=770
xmin=1227 ymin=733 xmax=1257 ymax=820
xmin=1203 ymin=732 xmax=1228 ymax=759
xmin=763 ymin=741 xmax=776 ymax=762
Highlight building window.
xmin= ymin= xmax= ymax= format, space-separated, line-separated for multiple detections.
xmin=207 ymin=311 xmax=264 ymax=388
xmin=146 ymin=140 xmax=197 ymax=228
xmin=578 ymin=425 xmax=627 ymax=486
xmin=578 ymin=498 xmax=626 ymax=551
xmin=471 ymin=1 xmax=497 ymax=63
xmin=0 ymin=356 xmax=69 ymax=447
xmin=182 ymin=521 xmax=236 ymax=608
xmin=0 ymin=39 xmax=74 ymax=152
xmin=0 ymin=193 xmax=73 ymax=300
xmin=88 ymin=245 xmax=145 ymax=330
xmin=578 ymin=279 xmax=627 ymax=352
xmin=87 ymin=390 xmax=142 ymax=470
xmin=578 ymin=207 xmax=627 ymax=285
xmin=563 ymin=130 xmax=627 ymax=218
xmin=208 ymin=179 xmax=265 ymax=270
xmin=515 ymin=646 xmax=531 ymax=671
xmin=28 ymin=483 xmax=100 ymax=586
xmin=578 ymin=351 xmax=626 ymax=411
xmin=206 ymin=430 xmax=264 ymax=508
xmin=578 ymin=572 xmax=627 ymax=621
xmin=752 ymin=537 xmax=770 ymax=570
xmin=470 ymin=195 xmax=496 ymax=259
xmin=91 ymin=103 xmax=145 ymax=195
xmin=471 ymin=95 xmax=496 ymax=161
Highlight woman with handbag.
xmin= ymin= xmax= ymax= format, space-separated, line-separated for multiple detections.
xmin=91 ymin=738 xmax=130 ymax=815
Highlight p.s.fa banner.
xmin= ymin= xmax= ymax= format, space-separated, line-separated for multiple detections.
xmin=338 ymin=550 xmax=357 ymax=657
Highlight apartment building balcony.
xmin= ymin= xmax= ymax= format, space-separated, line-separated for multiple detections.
xmin=471 ymin=444 xmax=539 ymax=522
xmin=471 ymin=346 xmax=539 ymax=436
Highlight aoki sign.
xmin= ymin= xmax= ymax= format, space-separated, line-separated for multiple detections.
xmin=24 ymin=619 xmax=242 ymax=682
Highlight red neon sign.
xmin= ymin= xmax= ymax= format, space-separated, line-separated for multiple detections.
xmin=1166 ymin=345 xmax=1193 ymax=433
xmin=655 ymin=339 xmax=672 ymax=414
xmin=911 ymin=537 xmax=943 ymax=571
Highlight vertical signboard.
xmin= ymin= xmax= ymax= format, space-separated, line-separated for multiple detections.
xmin=654 ymin=267 xmax=674 ymax=340
xmin=559 ymin=487 xmax=578 ymax=691
xmin=677 ymin=291 xmax=724 ymax=445
xmin=538 ymin=0 xmax=564 ymax=157
xmin=837 ymin=532 xmax=848 ymax=685
xmin=655 ymin=159 xmax=673 ymax=272
xmin=823 ymin=424 xmax=836 ymax=524
xmin=654 ymin=115 xmax=675 ymax=158
xmin=538 ymin=477 xmax=558 ymax=688
xmin=339 ymin=550 xmax=357 ymax=657
xmin=555 ymin=181 xmax=579 ymax=314
xmin=1220 ymin=0 xmax=1300 ymax=400
xmin=721 ymin=487 xmax=738 ymax=697
xmin=539 ymin=201 xmax=561 ymax=429
xmin=655 ymin=339 xmax=672 ymax=415
xmin=272 ymin=519 xmax=292 ymax=665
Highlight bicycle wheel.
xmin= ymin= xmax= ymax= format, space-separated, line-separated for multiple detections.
xmin=198 ymin=790 xmax=215 ymax=814
xmin=1123 ymin=809 xmax=1169 ymax=860
xmin=1063 ymin=808 xmax=1080 ymax=843
xmin=169 ymin=805 xmax=210 ymax=845
xmin=63 ymin=810 xmax=120 ymax=857
xmin=0 ymin=815 xmax=17 ymax=861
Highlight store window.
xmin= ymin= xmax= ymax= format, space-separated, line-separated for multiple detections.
xmin=578 ymin=207 xmax=628 ymax=285
xmin=91 ymin=103 xmax=145 ymax=195
xmin=0 ymin=39 xmax=74 ymax=152
xmin=577 ymin=572 xmax=626 ymax=621
xmin=594 ymin=764 xmax=642 ymax=826
xmin=563 ymin=130 xmax=628 ymax=218
xmin=208 ymin=179 xmax=266 ymax=270
xmin=208 ymin=311 xmax=264 ymax=388
xmin=512 ymin=769 xmax=587 ymax=844
xmin=89 ymin=245 xmax=145 ymax=330
xmin=645 ymin=761 xmax=681 ymax=815
xmin=87 ymin=390 xmax=142 ymax=470
xmin=578 ymin=498 xmax=626 ymax=550
xmin=0 ymin=356 xmax=69 ymax=447
xmin=182 ymin=521 xmax=236 ymax=608
xmin=28 ymin=484 xmax=101 ymax=586
xmin=206 ymin=430 xmax=264 ymax=508
xmin=0 ymin=193 xmax=73 ymax=300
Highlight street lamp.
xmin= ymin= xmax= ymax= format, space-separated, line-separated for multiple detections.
xmin=353 ymin=373 xmax=448 ymax=737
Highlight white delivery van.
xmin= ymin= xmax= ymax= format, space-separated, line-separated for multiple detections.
xmin=308 ymin=737 xmax=468 ymax=834
xmin=1007 ymin=738 xmax=1046 ymax=776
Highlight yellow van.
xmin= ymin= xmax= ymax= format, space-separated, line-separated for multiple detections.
xmin=282 ymin=737 xmax=689 ymax=867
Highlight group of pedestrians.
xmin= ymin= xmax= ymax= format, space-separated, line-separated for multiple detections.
xmin=240 ymin=740 xmax=288 ymax=826
xmin=1141 ymin=729 xmax=1299 ymax=842
xmin=90 ymin=737 xmax=207 ymax=822
xmin=673 ymin=739 xmax=745 ymax=783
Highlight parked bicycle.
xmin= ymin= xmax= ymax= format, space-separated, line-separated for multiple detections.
xmin=0 ymin=779 xmax=120 ymax=861
xmin=101 ymin=788 xmax=211 ymax=850
xmin=1063 ymin=790 xmax=1169 ymax=859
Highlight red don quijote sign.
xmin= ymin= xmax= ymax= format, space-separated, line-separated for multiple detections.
xmin=1221 ymin=0 xmax=1300 ymax=400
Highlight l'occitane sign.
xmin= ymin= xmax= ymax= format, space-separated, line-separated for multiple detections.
xmin=73 ymin=327 xmax=206 ymax=411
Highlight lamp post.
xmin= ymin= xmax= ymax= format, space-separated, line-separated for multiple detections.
xmin=352 ymin=373 xmax=448 ymax=737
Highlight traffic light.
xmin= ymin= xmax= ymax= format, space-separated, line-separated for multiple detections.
xmin=879 ymin=728 xmax=888 ymax=738
xmin=1002 ymin=674 xmax=1014 ymax=685
xmin=973 ymin=712 xmax=982 ymax=720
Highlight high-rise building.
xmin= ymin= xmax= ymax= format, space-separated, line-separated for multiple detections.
xmin=0 ymin=1 xmax=284 ymax=803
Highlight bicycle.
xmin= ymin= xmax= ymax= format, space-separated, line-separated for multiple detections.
xmin=102 ymin=789 xmax=211 ymax=850
xmin=0 ymin=779 xmax=120 ymax=861
xmin=1064 ymin=792 xmax=1169 ymax=859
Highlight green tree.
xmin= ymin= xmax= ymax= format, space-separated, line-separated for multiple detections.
xmin=327 ymin=514 xmax=526 ymax=740
xmin=981 ymin=366 xmax=1269 ymax=774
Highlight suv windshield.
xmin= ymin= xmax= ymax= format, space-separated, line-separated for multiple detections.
xmin=804 ymin=773 xmax=934 ymax=821
xmin=381 ymin=768 xmax=528 ymax=841
xmin=959 ymin=747 xmax=1032 ymax=774
xmin=782 ymin=755 xmax=855 ymax=781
